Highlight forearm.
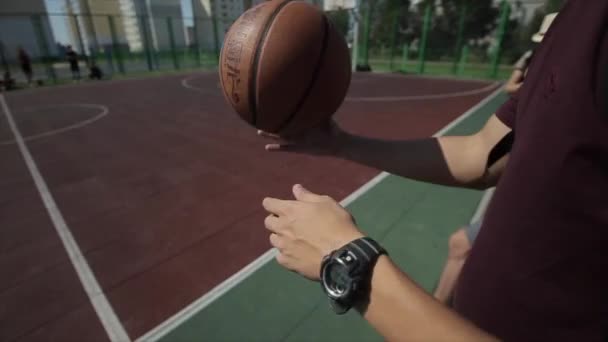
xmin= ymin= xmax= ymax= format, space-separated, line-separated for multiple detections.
xmin=334 ymin=132 xmax=489 ymax=189
xmin=356 ymin=256 xmax=498 ymax=342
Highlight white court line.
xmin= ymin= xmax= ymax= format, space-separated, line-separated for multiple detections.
xmin=470 ymin=188 xmax=495 ymax=224
xmin=180 ymin=74 xmax=497 ymax=103
xmin=365 ymin=71 xmax=495 ymax=84
xmin=180 ymin=76 xmax=199 ymax=91
xmin=0 ymin=94 xmax=131 ymax=342
xmin=345 ymin=82 xmax=499 ymax=102
xmin=136 ymin=84 xmax=506 ymax=342
xmin=0 ymin=104 xmax=109 ymax=146
xmin=181 ymin=75 xmax=221 ymax=93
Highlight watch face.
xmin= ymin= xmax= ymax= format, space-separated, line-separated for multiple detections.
xmin=323 ymin=261 xmax=353 ymax=299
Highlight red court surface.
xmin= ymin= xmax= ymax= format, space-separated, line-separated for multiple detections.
xmin=0 ymin=72 xmax=498 ymax=341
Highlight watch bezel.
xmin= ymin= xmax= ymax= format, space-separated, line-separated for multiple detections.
xmin=320 ymin=237 xmax=387 ymax=315
xmin=321 ymin=254 xmax=355 ymax=300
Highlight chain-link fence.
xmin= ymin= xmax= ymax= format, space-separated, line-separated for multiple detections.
xmin=0 ymin=0 xmax=556 ymax=87
xmin=0 ymin=12 xmax=234 ymax=85
xmin=351 ymin=0 xmax=547 ymax=80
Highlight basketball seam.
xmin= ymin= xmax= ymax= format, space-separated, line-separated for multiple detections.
xmin=276 ymin=14 xmax=330 ymax=133
xmin=249 ymin=0 xmax=293 ymax=126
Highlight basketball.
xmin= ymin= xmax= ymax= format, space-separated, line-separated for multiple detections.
xmin=219 ymin=0 xmax=351 ymax=136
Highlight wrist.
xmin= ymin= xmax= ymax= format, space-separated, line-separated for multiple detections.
xmin=320 ymin=236 xmax=387 ymax=315
xmin=327 ymin=229 xmax=365 ymax=255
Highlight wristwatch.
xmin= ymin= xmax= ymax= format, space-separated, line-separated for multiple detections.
xmin=320 ymin=237 xmax=387 ymax=314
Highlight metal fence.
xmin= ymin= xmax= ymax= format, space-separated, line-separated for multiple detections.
xmin=0 ymin=0 xmax=548 ymax=86
xmin=0 ymin=12 xmax=235 ymax=85
xmin=351 ymin=0 xmax=530 ymax=80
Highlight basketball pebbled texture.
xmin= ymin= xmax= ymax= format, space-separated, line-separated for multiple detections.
xmin=219 ymin=0 xmax=351 ymax=135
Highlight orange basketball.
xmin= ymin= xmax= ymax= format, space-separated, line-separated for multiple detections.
xmin=219 ymin=0 xmax=351 ymax=136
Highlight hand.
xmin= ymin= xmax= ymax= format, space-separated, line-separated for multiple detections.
xmin=505 ymin=70 xmax=525 ymax=95
xmin=504 ymin=81 xmax=523 ymax=95
xmin=262 ymin=184 xmax=365 ymax=280
xmin=257 ymin=120 xmax=347 ymax=155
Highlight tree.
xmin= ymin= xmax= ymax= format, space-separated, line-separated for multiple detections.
xmin=366 ymin=0 xmax=411 ymax=56
xmin=507 ymin=0 xmax=566 ymax=63
xmin=326 ymin=9 xmax=351 ymax=38
xmin=545 ymin=0 xmax=566 ymax=13
xmin=409 ymin=0 xmax=500 ymax=61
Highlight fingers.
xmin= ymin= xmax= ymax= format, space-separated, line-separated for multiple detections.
xmin=292 ymin=184 xmax=327 ymax=203
xmin=265 ymin=143 xmax=290 ymax=151
xmin=276 ymin=252 xmax=290 ymax=269
xmin=264 ymin=214 xmax=282 ymax=233
xmin=269 ymin=233 xmax=285 ymax=250
xmin=257 ymin=130 xmax=280 ymax=139
xmin=262 ymin=197 xmax=291 ymax=216
xmin=265 ymin=142 xmax=310 ymax=152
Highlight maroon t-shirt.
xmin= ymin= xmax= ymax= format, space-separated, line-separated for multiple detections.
xmin=453 ymin=2 xmax=608 ymax=341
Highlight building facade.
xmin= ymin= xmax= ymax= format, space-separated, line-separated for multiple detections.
xmin=0 ymin=0 xmax=57 ymax=61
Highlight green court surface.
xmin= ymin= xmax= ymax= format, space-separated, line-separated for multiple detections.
xmin=157 ymin=90 xmax=509 ymax=341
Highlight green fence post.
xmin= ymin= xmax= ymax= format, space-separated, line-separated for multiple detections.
xmin=417 ymin=2 xmax=431 ymax=74
xmin=490 ymin=0 xmax=510 ymax=78
xmin=140 ymin=15 xmax=154 ymax=71
xmin=108 ymin=15 xmax=125 ymax=74
xmin=350 ymin=1 xmax=360 ymax=71
xmin=452 ymin=1 xmax=467 ymax=74
xmin=211 ymin=10 xmax=220 ymax=61
xmin=457 ymin=44 xmax=469 ymax=76
xmin=192 ymin=17 xmax=201 ymax=67
xmin=0 ymin=41 xmax=10 ymax=75
xmin=401 ymin=43 xmax=409 ymax=73
xmin=361 ymin=0 xmax=372 ymax=66
xmin=167 ymin=17 xmax=179 ymax=69
xmin=81 ymin=0 xmax=100 ymax=62
xmin=87 ymin=14 xmax=99 ymax=65
xmin=71 ymin=14 xmax=88 ymax=67
xmin=31 ymin=15 xmax=56 ymax=83
xmin=389 ymin=10 xmax=398 ymax=71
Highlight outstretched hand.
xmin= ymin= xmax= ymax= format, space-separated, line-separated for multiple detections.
xmin=262 ymin=184 xmax=364 ymax=280
xmin=257 ymin=120 xmax=346 ymax=156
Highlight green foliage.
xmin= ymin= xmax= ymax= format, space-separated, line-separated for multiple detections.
xmin=545 ymin=0 xmax=566 ymax=13
xmin=352 ymin=0 xmax=567 ymax=71
xmin=504 ymin=0 xmax=566 ymax=64
xmin=326 ymin=9 xmax=351 ymax=38
xmin=367 ymin=0 xmax=411 ymax=54
xmin=411 ymin=0 xmax=500 ymax=61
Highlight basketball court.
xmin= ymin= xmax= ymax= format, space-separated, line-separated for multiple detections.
xmin=0 ymin=71 xmax=507 ymax=341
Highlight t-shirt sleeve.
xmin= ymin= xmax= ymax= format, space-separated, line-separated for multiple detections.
xmin=496 ymin=95 xmax=517 ymax=128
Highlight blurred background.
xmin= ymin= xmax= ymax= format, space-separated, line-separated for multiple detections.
xmin=0 ymin=0 xmax=565 ymax=86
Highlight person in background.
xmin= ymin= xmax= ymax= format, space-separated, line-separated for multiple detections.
xmin=432 ymin=12 xmax=557 ymax=305
xmin=1 ymin=71 xmax=16 ymax=91
xmin=17 ymin=47 xmax=33 ymax=85
xmin=88 ymin=62 xmax=103 ymax=80
xmin=65 ymin=45 xmax=80 ymax=81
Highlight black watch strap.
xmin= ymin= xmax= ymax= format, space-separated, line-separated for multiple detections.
xmin=348 ymin=237 xmax=387 ymax=263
